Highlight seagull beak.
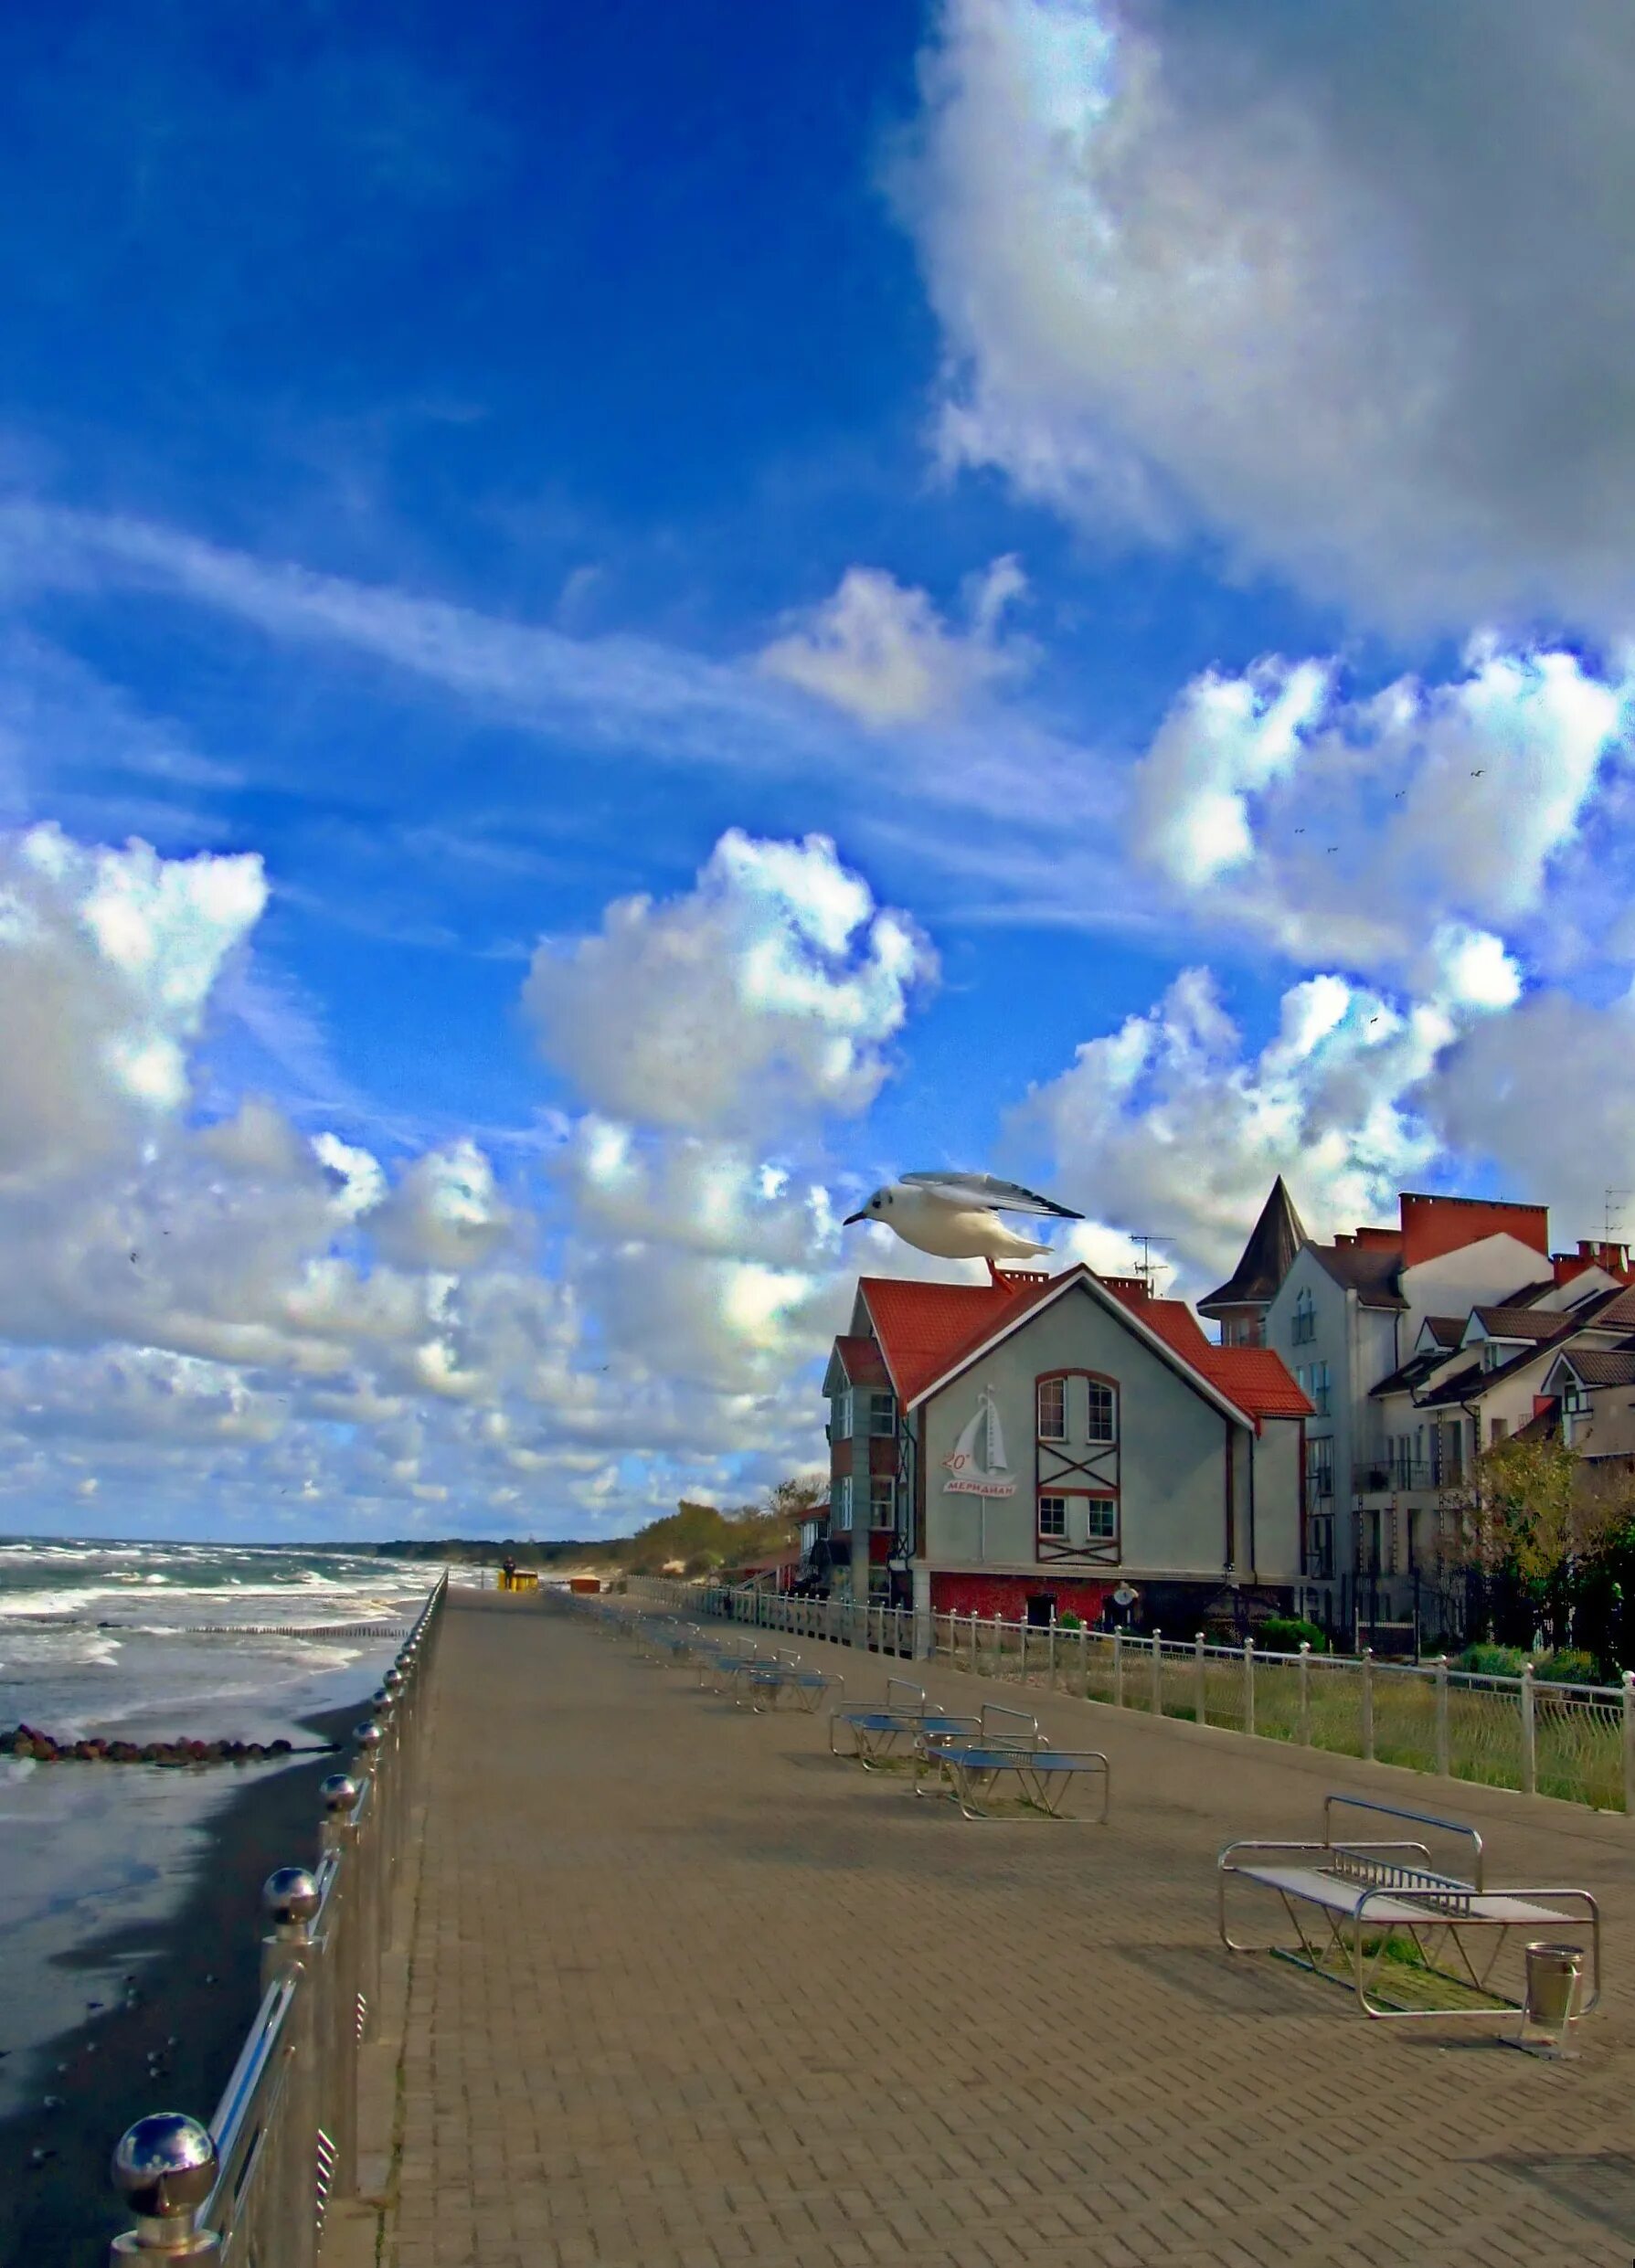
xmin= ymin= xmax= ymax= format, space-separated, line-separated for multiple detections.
xmin=842 ymin=1210 xmax=865 ymax=1226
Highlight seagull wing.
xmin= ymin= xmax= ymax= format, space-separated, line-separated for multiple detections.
xmin=899 ymin=1171 xmax=1083 ymax=1220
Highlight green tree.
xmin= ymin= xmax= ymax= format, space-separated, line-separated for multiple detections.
xmin=1449 ymin=1434 xmax=1609 ymax=1646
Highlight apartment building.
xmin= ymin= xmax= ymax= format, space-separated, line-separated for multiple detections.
xmin=1201 ymin=1179 xmax=1634 ymax=1644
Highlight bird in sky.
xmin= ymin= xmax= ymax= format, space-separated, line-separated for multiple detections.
xmin=844 ymin=1172 xmax=1082 ymax=1261
xmin=1470 ymin=768 xmax=1484 ymax=776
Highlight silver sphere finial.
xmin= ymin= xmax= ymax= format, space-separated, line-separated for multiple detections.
xmin=384 ymin=1666 xmax=404 ymax=1690
xmin=353 ymin=1719 xmax=384 ymax=1751
xmin=319 ymin=1773 xmax=358 ymax=1814
xmin=111 ymin=2112 xmax=218 ymax=2218
xmin=261 ymin=1866 xmax=321 ymax=1925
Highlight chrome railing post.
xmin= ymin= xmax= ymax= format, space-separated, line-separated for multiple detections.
xmin=259 ymin=1870 xmax=322 ymax=2268
xmin=110 ymin=2115 xmax=221 ymax=2266
xmin=318 ymin=1776 xmax=361 ymax=2198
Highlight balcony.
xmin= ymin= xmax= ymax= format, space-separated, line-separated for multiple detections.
xmin=1356 ymin=1461 xmax=1441 ymax=1496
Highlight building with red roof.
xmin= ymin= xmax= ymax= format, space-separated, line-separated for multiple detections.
xmin=816 ymin=1260 xmax=1311 ymax=1632
xmin=1208 ymin=1179 xmax=1635 ymax=1648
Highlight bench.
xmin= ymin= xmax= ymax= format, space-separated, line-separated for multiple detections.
xmin=917 ymin=1703 xmax=1111 ymax=1823
xmin=1218 ymin=1794 xmax=1601 ymax=2022
xmin=830 ymin=1680 xmax=978 ymax=1768
xmin=696 ymin=1645 xmax=763 ymax=1696
xmin=734 ymin=1651 xmax=845 ymax=1715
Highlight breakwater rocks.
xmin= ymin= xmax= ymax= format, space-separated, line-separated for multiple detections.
xmin=1 ymin=1723 xmax=328 ymax=1766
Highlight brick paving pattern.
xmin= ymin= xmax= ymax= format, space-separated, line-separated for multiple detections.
xmin=386 ymin=1593 xmax=1635 ymax=2267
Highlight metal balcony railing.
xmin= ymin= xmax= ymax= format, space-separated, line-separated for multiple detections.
xmin=106 ymin=1574 xmax=446 ymax=2268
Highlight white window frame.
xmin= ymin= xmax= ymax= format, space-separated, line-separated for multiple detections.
xmin=1309 ymin=1360 xmax=1331 ymax=1417
xmin=833 ymin=1475 xmax=854 ymax=1531
xmin=1036 ymin=1377 xmax=1067 ymax=1440
xmin=1084 ymin=1499 xmax=1116 ymax=1542
xmin=1037 ymin=1494 xmax=1067 ymax=1539
xmin=1085 ymin=1381 xmax=1116 ymax=1445
xmin=868 ymin=1475 xmax=895 ymax=1531
xmin=837 ymin=1388 xmax=855 ymax=1437
xmin=867 ymin=1392 xmax=897 ymax=1438
xmin=1305 ymin=1436 xmax=1334 ymax=1500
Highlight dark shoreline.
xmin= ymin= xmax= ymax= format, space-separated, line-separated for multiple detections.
xmin=0 ymin=1701 xmax=359 ymax=2268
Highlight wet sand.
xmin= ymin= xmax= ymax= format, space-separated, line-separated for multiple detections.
xmin=0 ymin=1702 xmax=357 ymax=2268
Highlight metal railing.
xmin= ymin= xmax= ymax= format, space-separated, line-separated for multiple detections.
xmin=107 ymin=1573 xmax=447 ymax=2268
xmin=622 ymin=1575 xmax=1635 ymax=1814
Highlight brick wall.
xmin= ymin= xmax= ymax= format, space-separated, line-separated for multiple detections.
xmin=929 ymin=1571 xmax=1113 ymax=1622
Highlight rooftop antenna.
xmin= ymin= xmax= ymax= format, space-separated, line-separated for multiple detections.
xmin=1131 ymin=1234 xmax=1173 ymax=1298
xmin=1606 ymin=1187 xmax=1630 ymax=1256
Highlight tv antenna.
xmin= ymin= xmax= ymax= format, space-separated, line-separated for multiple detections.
xmin=1131 ymin=1234 xmax=1173 ymax=1297
xmin=1606 ymin=1187 xmax=1630 ymax=1252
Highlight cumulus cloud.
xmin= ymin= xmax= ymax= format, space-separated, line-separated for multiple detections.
xmin=901 ymin=0 xmax=1635 ymax=631
xmin=1009 ymin=962 xmax=1507 ymax=1288
xmin=0 ymin=818 xmax=928 ymax=1534
xmin=758 ymin=556 xmax=1028 ymax=726
xmin=523 ymin=830 xmax=936 ymax=1136
xmin=0 ymin=822 xmax=265 ymax=1185
xmin=1129 ymin=641 xmax=1626 ymax=977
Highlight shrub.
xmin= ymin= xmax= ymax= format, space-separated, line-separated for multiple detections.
xmin=1532 ymin=1648 xmax=1601 ymax=1686
xmin=1255 ymin=1616 xmax=1329 ymax=1655
xmin=1456 ymin=1643 xmax=1530 ymax=1679
xmin=1057 ymin=1611 xmax=1083 ymax=1630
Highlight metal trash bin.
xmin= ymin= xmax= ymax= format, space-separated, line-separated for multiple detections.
xmin=1520 ymin=1940 xmax=1584 ymax=2057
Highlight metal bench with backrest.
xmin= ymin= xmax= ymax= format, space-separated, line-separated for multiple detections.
xmin=1217 ymin=1794 xmax=1601 ymax=2023
xmin=734 ymin=1648 xmax=845 ymax=1715
xmin=917 ymin=1702 xmax=1111 ymax=1823
xmin=830 ymin=1679 xmax=979 ymax=1768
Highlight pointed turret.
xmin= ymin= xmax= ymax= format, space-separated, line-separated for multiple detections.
xmin=1197 ymin=1177 xmax=1309 ymax=1344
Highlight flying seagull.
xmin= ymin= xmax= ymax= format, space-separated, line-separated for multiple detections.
xmin=844 ymin=1172 xmax=1082 ymax=1262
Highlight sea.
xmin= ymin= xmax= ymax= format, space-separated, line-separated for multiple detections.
xmin=0 ymin=1537 xmax=442 ymax=2118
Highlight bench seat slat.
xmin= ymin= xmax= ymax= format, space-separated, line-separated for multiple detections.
xmin=1241 ymin=1864 xmax=1571 ymax=1926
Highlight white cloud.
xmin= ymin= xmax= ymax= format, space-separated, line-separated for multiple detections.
xmin=1128 ymin=641 xmax=1626 ymax=978
xmin=758 ymin=556 xmax=1028 ymax=726
xmin=1010 ymin=963 xmax=1488 ymax=1288
xmin=0 ymin=823 xmax=265 ymax=1186
xmin=523 ymin=830 xmax=936 ymax=1136
xmin=901 ymin=0 xmax=1635 ymax=631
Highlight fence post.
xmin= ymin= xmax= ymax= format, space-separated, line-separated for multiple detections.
xmin=1520 ymin=1663 xmax=1537 ymax=1796
xmin=1113 ymin=1629 xmax=1124 ymax=1709
xmin=1194 ymin=1631 xmax=1206 ymax=1726
xmin=1078 ymin=1622 xmax=1088 ymax=1699
xmin=1150 ymin=1630 xmax=1163 ymax=1716
xmin=1298 ymin=1641 xmax=1311 ymax=1746
xmin=1361 ymin=1648 xmax=1375 ymax=1762
xmin=1243 ymin=1638 xmax=1256 ymax=1740
xmin=1435 ymin=1656 xmax=1451 ymax=1776
xmin=1623 ymin=1672 xmax=1635 ymax=1815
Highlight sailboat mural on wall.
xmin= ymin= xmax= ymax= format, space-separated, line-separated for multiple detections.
xmin=942 ymin=1383 xmax=1018 ymax=1497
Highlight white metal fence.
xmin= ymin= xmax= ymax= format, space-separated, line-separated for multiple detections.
xmin=625 ymin=1576 xmax=1635 ymax=1813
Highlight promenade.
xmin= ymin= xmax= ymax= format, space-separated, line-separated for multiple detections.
xmin=381 ymin=1592 xmax=1635 ymax=2268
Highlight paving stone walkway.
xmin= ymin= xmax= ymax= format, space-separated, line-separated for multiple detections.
xmin=385 ymin=1591 xmax=1635 ymax=2268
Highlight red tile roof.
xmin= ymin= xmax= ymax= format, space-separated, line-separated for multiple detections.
xmin=1101 ymin=1283 xmax=1214 ymax=1360
xmin=860 ymin=1267 xmax=1311 ymax=1425
xmin=830 ymin=1333 xmax=890 ymax=1389
xmin=859 ymin=1274 xmax=1056 ymax=1405
xmin=1196 ymin=1346 xmax=1314 ymax=1418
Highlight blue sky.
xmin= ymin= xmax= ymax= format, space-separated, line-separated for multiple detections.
xmin=2 ymin=0 xmax=1632 ymax=1538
